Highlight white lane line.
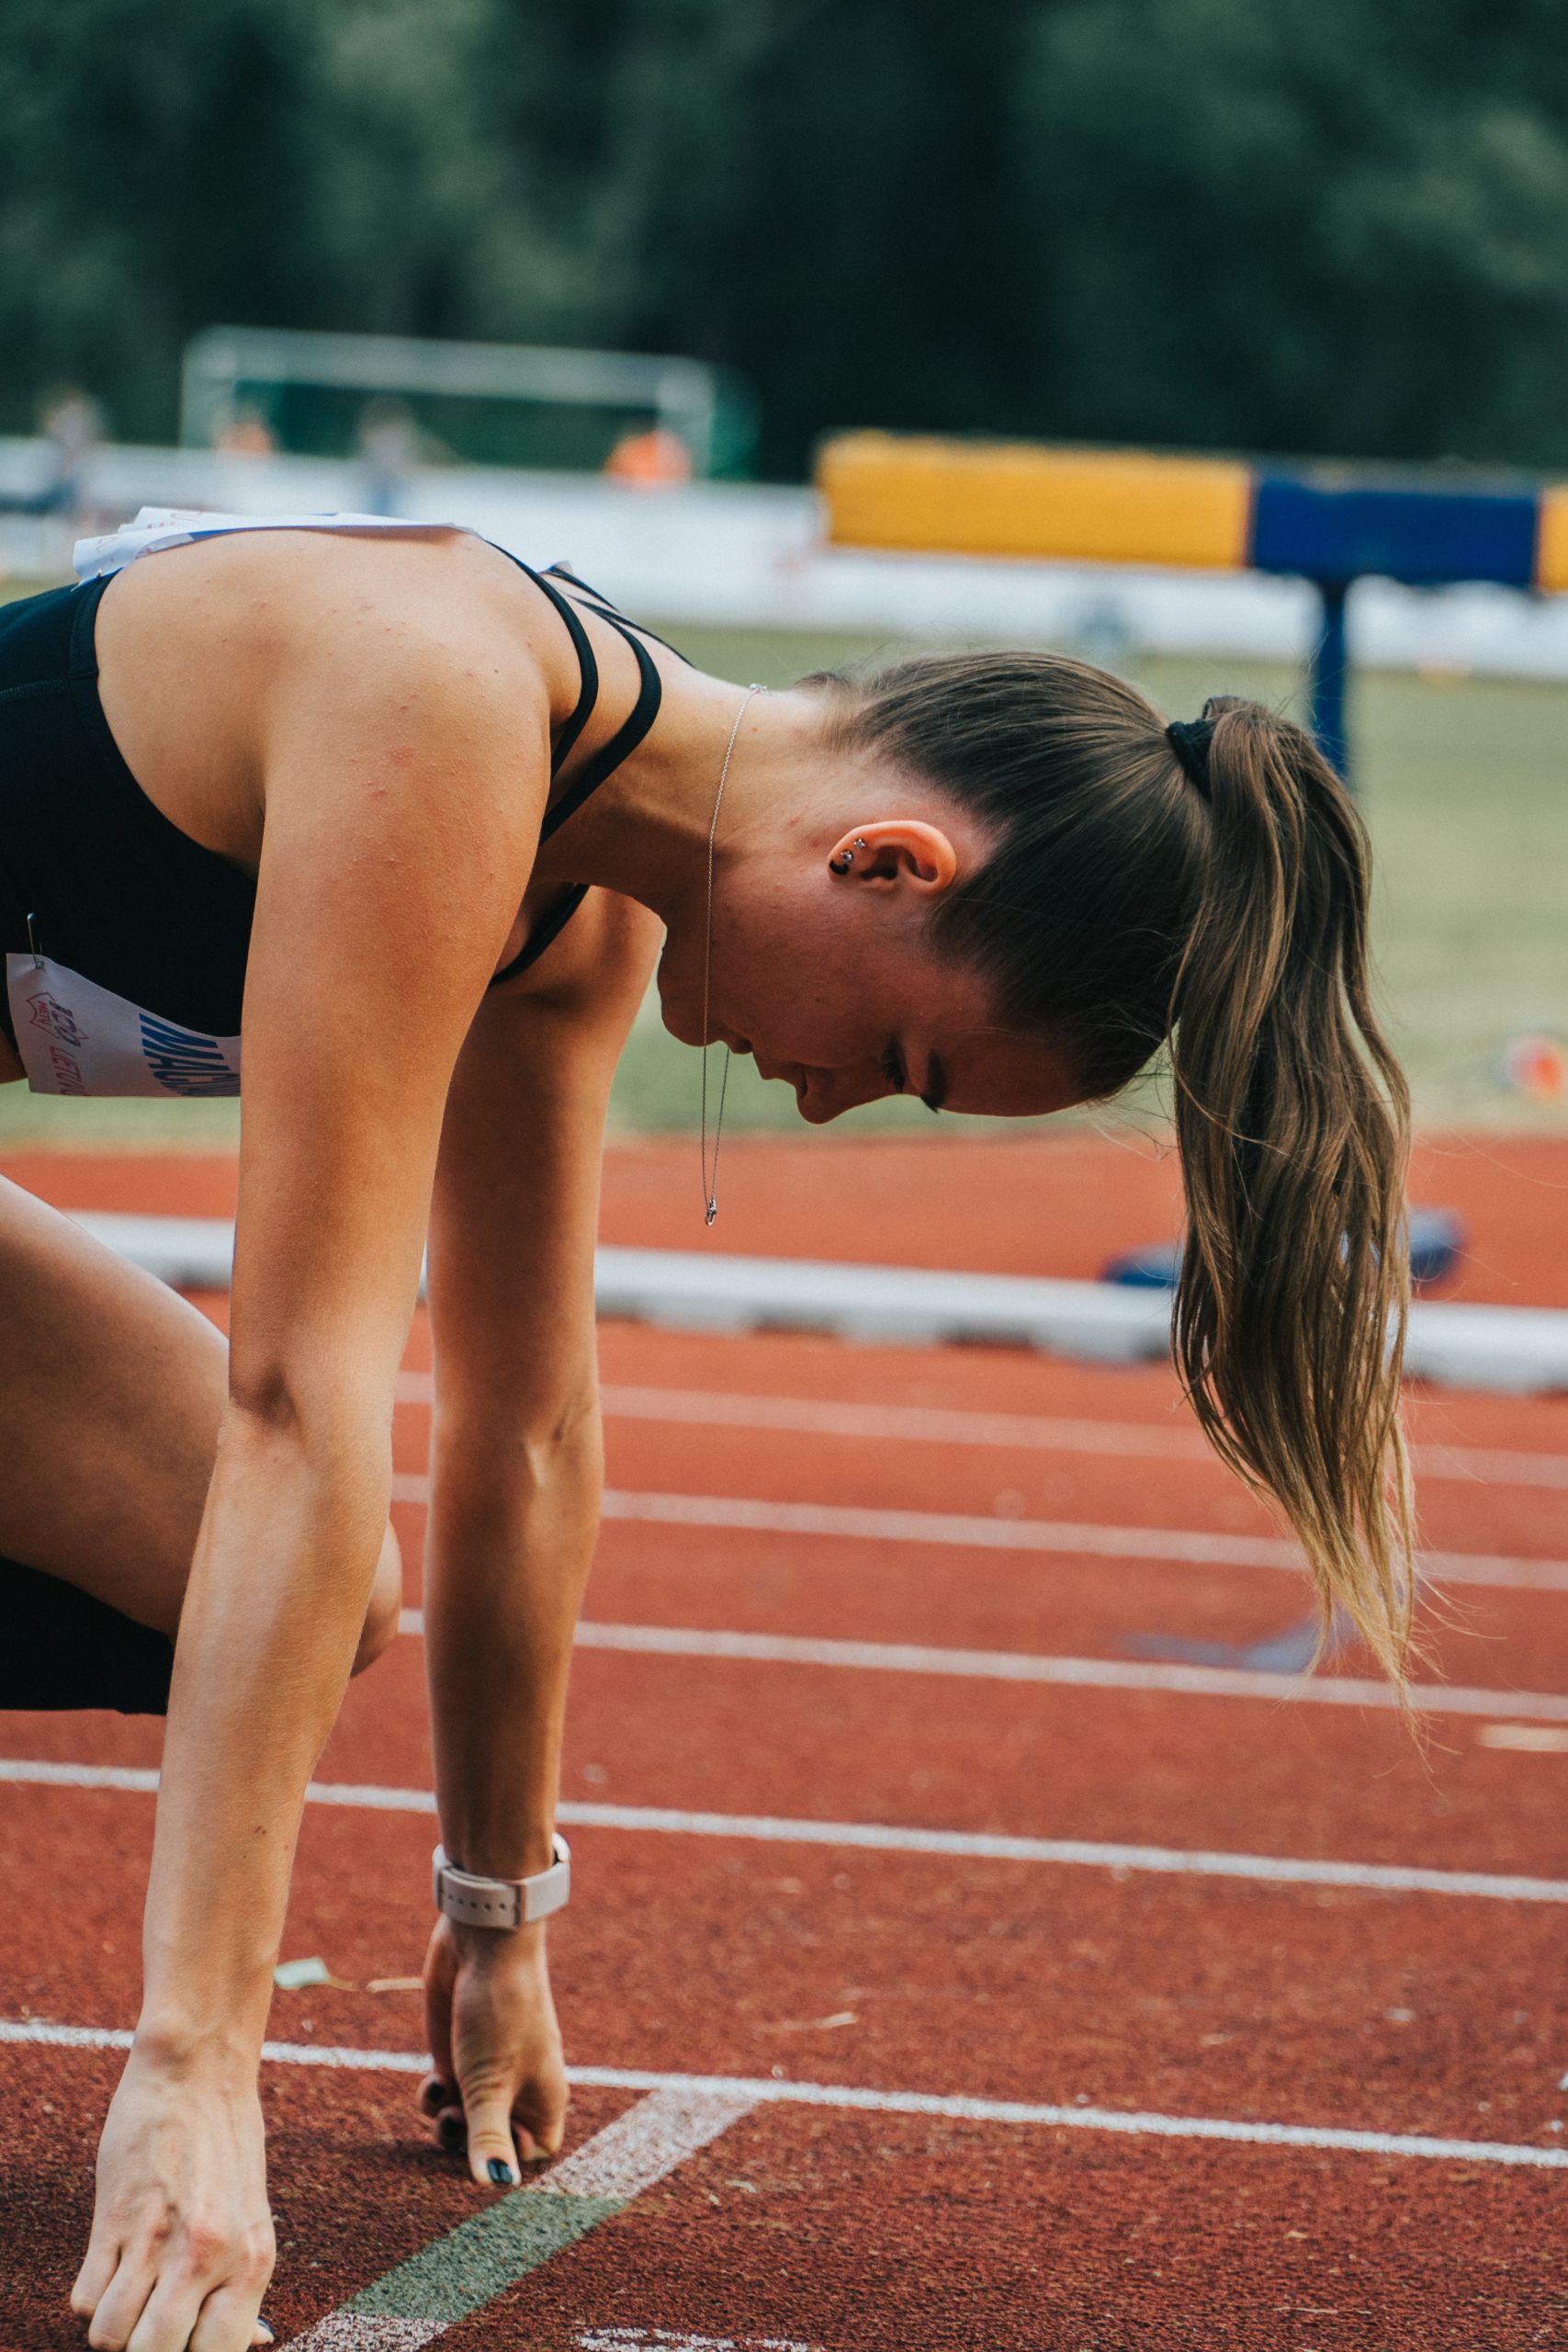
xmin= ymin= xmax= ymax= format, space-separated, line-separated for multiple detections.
xmin=396 ymin=1372 xmax=1568 ymax=1492
xmin=288 ymin=2320 xmax=433 ymax=2350
xmin=538 ymin=2083 xmax=758 ymax=2200
xmin=387 ymin=1474 xmax=1568 ymax=1594
xmin=284 ymin=2085 xmax=757 ymax=2348
xmin=5 ymin=2018 xmax=1564 ymax=2171
xmin=577 ymin=2334 xmax=817 ymax=2351
xmin=4 ymin=1755 xmax=1562 ymax=1902
xmin=397 ymin=1608 xmax=1568 ymax=1726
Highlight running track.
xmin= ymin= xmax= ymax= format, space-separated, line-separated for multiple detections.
xmin=3 ymin=1137 xmax=1567 ymax=2349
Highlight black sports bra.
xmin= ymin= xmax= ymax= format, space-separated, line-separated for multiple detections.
xmin=0 ymin=520 xmax=680 ymax=1098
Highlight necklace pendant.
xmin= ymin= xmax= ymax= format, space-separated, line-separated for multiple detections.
xmin=705 ymin=1198 xmax=718 ymax=1227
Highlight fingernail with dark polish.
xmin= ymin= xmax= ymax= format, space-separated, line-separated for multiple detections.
xmin=488 ymin=2157 xmax=518 ymax=2186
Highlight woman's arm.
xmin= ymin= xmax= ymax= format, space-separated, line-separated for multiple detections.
xmin=73 ymin=605 xmax=545 ymax=2352
xmin=419 ymin=893 xmax=660 ymax=2182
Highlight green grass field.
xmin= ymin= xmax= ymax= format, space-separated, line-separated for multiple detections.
xmin=0 ymin=602 xmax=1562 ymax=1148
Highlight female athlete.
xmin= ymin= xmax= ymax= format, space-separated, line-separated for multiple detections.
xmin=0 ymin=511 xmax=1412 ymax=2351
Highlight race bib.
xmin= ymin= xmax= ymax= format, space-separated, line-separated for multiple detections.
xmin=6 ymin=954 xmax=241 ymax=1098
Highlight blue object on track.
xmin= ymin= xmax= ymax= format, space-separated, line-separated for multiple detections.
xmin=1101 ymin=1208 xmax=1465 ymax=1294
xmin=1124 ymin=1605 xmax=1353 ymax=1676
xmin=1406 ymin=1208 xmax=1466 ymax=1288
xmin=1100 ymin=1241 xmax=1185 ymax=1290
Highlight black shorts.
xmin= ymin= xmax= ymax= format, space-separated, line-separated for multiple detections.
xmin=0 ymin=1553 xmax=173 ymax=1714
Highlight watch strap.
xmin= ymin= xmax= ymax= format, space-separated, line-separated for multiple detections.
xmin=432 ymin=1833 xmax=571 ymax=1930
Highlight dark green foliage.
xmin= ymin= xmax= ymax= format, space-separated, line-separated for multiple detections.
xmin=5 ymin=0 xmax=1568 ymax=473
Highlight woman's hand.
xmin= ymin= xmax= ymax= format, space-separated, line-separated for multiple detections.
xmin=421 ymin=1915 xmax=568 ymax=2184
xmin=71 ymin=2044 xmax=275 ymax=2350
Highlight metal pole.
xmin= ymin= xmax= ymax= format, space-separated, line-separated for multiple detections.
xmin=1308 ymin=578 xmax=1350 ymax=782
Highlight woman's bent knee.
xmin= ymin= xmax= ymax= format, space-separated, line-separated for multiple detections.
xmin=352 ymin=1521 xmax=402 ymax=1676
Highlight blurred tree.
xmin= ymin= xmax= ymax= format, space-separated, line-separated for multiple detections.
xmin=578 ymin=0 xmax=1041 ymax=470
xmin=0 ymin=0 xmax=320 ymax=438
xmin=1013 ymin=0 xmax=1568 ymax=469
xmin=5 ymin=0 xmax=1568 ymax=474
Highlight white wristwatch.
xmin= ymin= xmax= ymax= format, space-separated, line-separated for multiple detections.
xmin=432 ymin=1834 xmax=571 ymax=1931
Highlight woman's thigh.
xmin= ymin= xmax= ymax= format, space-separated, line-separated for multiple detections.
xmin=0 ymin=1173 xmax=226 ymax=1635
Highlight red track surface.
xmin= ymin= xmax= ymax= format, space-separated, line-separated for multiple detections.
xmin=4 ymin=1138 xmax=1568 ymax=2347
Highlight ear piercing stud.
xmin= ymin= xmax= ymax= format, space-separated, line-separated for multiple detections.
xmin=829 ymin=837 xmax=869 ymax=876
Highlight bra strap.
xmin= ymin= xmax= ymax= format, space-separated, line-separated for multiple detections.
xmin=536 ymin=616 xmax=662 ymax=843
xmin=488 ymin=884 xmax=590 ymax=990
xmin=506 ymin=558 xmax=599 ymax=778
xmin=542 ymin=564 xmax=689 ymax=665
xmin=487 ymin=558 xmax=664 ymax=989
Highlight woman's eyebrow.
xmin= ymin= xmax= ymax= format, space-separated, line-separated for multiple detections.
xmin=920 ymin=1053 xmax=947 ymax=1113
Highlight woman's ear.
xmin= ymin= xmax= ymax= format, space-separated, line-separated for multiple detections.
xmin=825 ymin=820 xmax=960 ymax=895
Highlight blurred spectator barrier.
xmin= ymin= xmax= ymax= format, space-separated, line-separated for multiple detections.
xmin=818 ymin=434 xmax=1568 ymax=780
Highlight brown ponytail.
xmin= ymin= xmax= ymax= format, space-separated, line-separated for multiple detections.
xmin=829 ymin=653 xmax=1416 ymax=1691
xmin=1168 ymin=699 xmax=1415 ymax=1689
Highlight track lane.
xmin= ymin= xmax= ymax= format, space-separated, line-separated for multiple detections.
xmin=5 ymin=2040 xmax=1562 ymax=2352
xmin=8 ymin=1618 xmax=1568 ymax=1882
xmin=389 ymin=1344 xmax=1568 ymax=1567
xmin=8 ymin=1141 xmax=1568 ymax=2347
xmin=4 ymin=1792 xmax=1567 ymax=2150
xmin=452 ymin=2102 xmax=1568 ymax=2352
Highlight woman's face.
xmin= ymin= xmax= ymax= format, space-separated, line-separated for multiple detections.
xmin=656 ymin=800 xmax=1082 ymax=1125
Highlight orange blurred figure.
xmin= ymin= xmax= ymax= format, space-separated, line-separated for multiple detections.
xmin=603 ymin=424 xmax=693 ymax=487
xmin=1501 ymin=1034 xmax=1568 ymax=1100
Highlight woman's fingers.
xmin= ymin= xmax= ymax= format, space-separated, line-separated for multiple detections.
xmin=187 ymin=2280 xmax=270 ymax=2352
xmin=120 ymin=2270 xmax=212 ymax=2352
xmin=418 ymin=2073 xmax=454 ymax=2120
xmin=511 ymin=2078 xmax=567 ymax=2164
xmin=73 ymin=2246 xmax=269 ymax=2349
xmin=76 ymin=2248 xmax=154 ymax=2350
xmin=71 ymin=2227 xmax=123 ymax=2323
xmin=433 ymin=2098 xmax=559 ymax=2170
xmin=422 ymin=1928 xmax=457 ymax=2096
xmin=460 ymin=2082 xmax=524 ymax=2188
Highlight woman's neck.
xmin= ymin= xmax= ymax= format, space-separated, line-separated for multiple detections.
xmin=545 ymin=670 xmax=825 ymax=931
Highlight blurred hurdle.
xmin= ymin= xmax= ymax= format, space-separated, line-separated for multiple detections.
xmin=818 ymin=433 xmax=1568 ymax=779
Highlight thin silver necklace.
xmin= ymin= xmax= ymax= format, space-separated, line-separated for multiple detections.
xmin=701 ymin=684 xmax=765 ymax=1225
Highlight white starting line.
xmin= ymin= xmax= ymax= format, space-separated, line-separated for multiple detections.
xmin=387 ymin=1472 xmax=1568 ymax=1595
xmin=5 ymin=2018 xmax=1564 ymax=2173
xmin=5 ymin=1755 xmax=1565 ymax=1904
xmin=283 ymin=2081 xmax=758 ymax=2348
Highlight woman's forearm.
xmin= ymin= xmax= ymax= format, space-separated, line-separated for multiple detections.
xmin=137 ymin=1408 xmax=392 ymax=2066
xmin=423 ymin=1418 xmax=602 ymax=1882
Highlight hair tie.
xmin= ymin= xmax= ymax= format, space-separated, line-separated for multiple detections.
xmin=1165 ymin=717 xmax=1214 ymax=797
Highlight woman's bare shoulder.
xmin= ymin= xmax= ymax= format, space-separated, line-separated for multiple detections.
xmin=105 ymin=524 xmax=549 ymax=688
xmin=95 ymin=526 xmax=556 ymax=866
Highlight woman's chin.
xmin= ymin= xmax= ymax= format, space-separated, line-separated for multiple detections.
xmin=658 ymin=1000 xmax=702 ymax=1048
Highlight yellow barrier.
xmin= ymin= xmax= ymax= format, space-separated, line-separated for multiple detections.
xmin=1535 ymin=486 xmax=1568 ymax=593
xmin=818 ymin=432 xmax=1254 ymax=571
